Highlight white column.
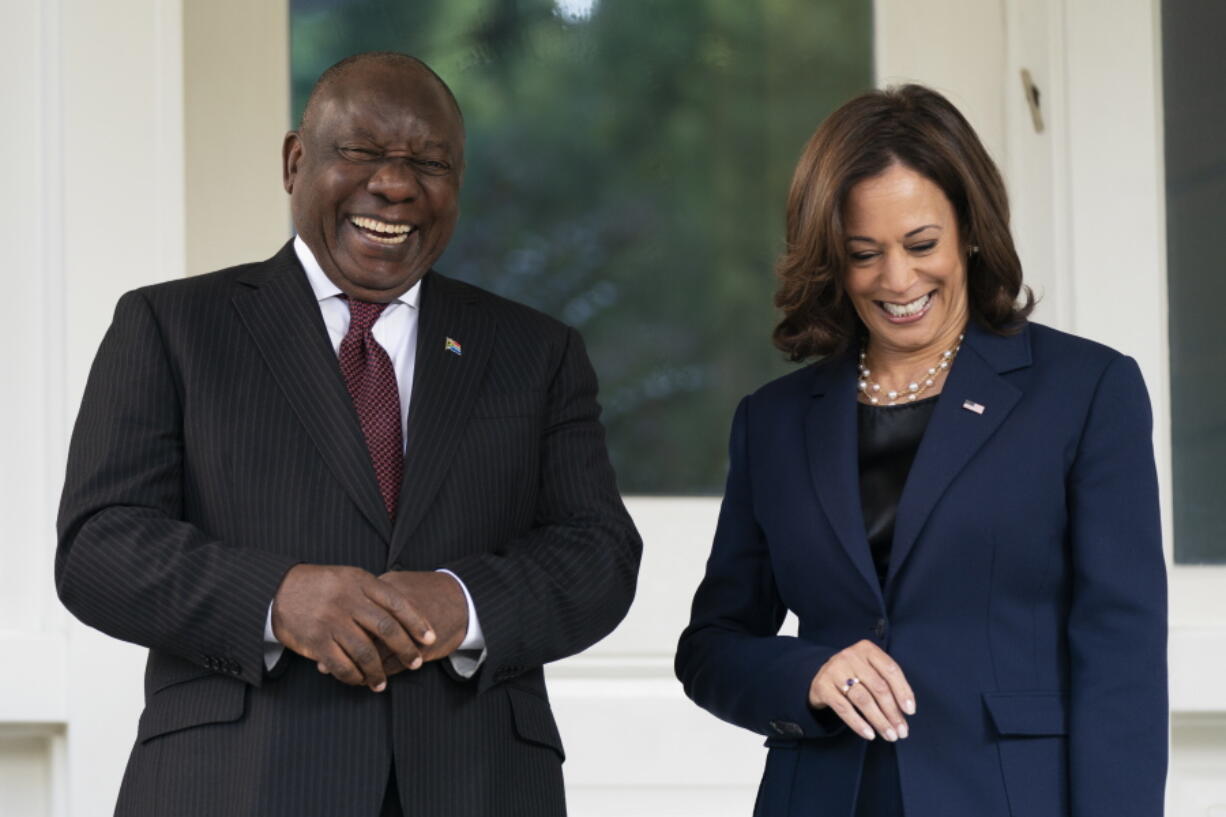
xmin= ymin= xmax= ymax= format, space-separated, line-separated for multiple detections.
xmin=2 ymin=0 xmax=190 ymax=812
xmin=58 ymin=0 xmax=188 ymax=813
xmin=1 ymin=0 xmax=76 ymax=813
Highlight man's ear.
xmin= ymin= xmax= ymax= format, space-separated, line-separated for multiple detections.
xmin=283 ymin=131 xmax=304 ymax=193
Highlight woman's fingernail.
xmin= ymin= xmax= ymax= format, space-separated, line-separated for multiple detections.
xmin=885 ymin=728 xmax=898 ymax=742
xmin=897 ymin=723 xmax=909 ymax=739
xmin=373 ymin=681 xmax=386 ymax=693
xmin=410 ymin=656 xmax=423 ymax=670
xmin=904 ymin=699 xmax=916 ymax=715
xmin=862 ymin=727 xmax=876 ymax=740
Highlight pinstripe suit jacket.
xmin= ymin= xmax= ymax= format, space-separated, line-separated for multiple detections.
xmin=56 ymin=241 xmax=642 ymax=817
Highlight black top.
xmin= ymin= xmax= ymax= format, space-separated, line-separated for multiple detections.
xmin=857 ymin=396 xmax=938 ymax=587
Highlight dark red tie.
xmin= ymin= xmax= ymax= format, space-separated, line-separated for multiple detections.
xmin=339 ymin=298 xmax=403 ymax=519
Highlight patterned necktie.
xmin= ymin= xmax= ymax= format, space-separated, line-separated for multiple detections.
xmin=338 ymin=297 xmax=403 ymax=519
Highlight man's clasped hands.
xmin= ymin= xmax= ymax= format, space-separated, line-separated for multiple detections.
xmin=271 ymin=564 xmax=468 ymax=692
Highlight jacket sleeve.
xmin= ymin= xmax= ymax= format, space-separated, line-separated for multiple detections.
xmin=443 ymin=327 xmax=643 ymax=692
xmin=56 ymin=290 xmax=298 ymax=686
xmin=675 ymin=396 xmax=844 ymax=739
xmin=1066 ymin=354 xmax=1168 ymax=816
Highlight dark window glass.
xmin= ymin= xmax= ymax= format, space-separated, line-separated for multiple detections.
xmin=1162 ymin=0 xmax=1226 ymax=562
xmin=291 ymin=0 xmax=873 ymax=493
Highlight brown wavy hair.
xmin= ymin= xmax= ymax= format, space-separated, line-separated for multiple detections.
xmin=773 ymin=84 xmax=1033 ymax=361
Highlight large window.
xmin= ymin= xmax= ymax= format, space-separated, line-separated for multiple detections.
xmin=291 ymin=0 xmax=873 ymax=493
xmin=1162 ymin=0 xmax=1226 ymax=563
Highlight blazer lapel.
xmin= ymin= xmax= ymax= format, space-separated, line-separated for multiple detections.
xmin=231 ymin=242 xmax=393 ymax=542
xmin=806 ymin=351 xmax=883 ymax=603
xmin=886 ymin=324 xmax=1031 ymax=588
xmin=389 ymin=273 xmax=494 ymax=564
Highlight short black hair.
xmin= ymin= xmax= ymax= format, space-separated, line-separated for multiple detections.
xmin=299 ymin=51 xmax=464 ymax=132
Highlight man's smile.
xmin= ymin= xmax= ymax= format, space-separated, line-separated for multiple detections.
xmin=348 ymin=215 xmax=415 ymax=245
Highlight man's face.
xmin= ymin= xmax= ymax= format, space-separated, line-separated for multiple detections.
xmin=283 ymin=63 xmax=464 ymax=302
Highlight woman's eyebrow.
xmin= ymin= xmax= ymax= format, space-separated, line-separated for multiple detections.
xmin=847 ymin=224 xmax=942 ymax=243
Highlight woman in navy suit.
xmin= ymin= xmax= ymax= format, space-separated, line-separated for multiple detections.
xmin=675 ymin=85 xmax=1167 ymax=817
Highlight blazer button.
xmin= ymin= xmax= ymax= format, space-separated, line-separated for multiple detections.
xmin=769 ymin=720 xmax=804 ymax=738
xmin=873 ymin=618 xmax=888 ymax=638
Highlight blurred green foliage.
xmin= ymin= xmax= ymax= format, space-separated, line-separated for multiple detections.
xmin=291 ymin=0 xmax=872 ymax=493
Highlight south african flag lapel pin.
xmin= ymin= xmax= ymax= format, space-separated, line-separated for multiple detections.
xmin=445 ymin=337 xmax=463 ymax=356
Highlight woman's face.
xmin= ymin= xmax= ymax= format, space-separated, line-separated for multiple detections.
xmin=842 ymin=162 xmax=970 ymax=361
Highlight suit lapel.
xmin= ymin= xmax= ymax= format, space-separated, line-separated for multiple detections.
xmin=886 ymin=324 xmax=1030 ymax=588
xmin=389 ymin=273 xmax=494 ymax=564
xmin=806 ymin=351 xmax=883 ymax=603
xmin=231 ymin=242 xmax=393 ymax=541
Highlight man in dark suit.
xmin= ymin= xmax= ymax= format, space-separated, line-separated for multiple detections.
xmin=56 ymin=51 xmax=641 ymax=817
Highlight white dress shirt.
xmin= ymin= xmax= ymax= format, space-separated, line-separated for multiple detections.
xmin=262 ymin=237 xmax=486 ymax=677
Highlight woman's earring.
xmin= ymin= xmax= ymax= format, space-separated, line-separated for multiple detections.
xmin=969 ymin=244 xmax=980 ymax=256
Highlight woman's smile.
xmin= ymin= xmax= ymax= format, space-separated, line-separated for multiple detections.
xmin=876 ymin=290 xmax=934 ymax=322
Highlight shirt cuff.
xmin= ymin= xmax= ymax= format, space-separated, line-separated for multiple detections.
xmin=437 ymin=569 xmax=487 ymax=677
xmin=447 ymin=649 xmax=486 ymax=678
xmin=263 ymin=601 xmax=285 ymax=672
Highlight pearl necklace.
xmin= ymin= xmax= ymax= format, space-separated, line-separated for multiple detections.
xmin=857 ymin=334 xmax=964 ymax=405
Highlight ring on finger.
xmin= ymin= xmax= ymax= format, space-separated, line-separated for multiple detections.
xmin=840 ymin=677 xmax=861 ymax=695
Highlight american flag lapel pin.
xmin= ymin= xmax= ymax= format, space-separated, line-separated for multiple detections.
xmin=445 ymin=337 xmax=462 ymax=356
xmin=962 ymin=399 xmax=985 ymax=415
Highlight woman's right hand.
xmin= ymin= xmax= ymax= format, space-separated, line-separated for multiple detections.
xmin=809 ymin=639 xmax=916 ymax=742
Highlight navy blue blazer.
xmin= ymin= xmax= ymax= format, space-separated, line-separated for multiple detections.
xmin=676 ymin=322 xmax=1167 ymax=817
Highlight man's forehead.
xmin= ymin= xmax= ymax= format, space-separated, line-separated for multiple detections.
xmin=320 ymin=97 xmax=462 ymax=145
xmin=302 ymin=57 xmax=460 ymax=134
xmin=318 ymin=71 xmax=458 ymax=126
xmin=334 ymin=59 xmax=427 ymax=90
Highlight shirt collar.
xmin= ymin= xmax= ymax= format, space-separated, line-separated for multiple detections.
xmin=293 ymin=234 xmax=422 ymax=310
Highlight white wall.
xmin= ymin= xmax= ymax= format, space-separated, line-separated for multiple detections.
xmin=183 ymin=0 xmax=289 ymax=275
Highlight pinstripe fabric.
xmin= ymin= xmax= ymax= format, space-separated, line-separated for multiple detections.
xmin=56 ymin=241 xmax=642 ymax=817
